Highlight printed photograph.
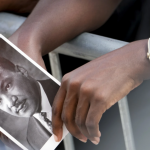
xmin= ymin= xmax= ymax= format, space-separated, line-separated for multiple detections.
xmin=0 ymin=35 xmax=63 ymax=150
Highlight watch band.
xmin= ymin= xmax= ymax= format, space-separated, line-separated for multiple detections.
xmin=147 ymin=38 xmax=150 ymax=60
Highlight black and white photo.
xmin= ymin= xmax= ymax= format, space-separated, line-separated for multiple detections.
xmin=0 ymin=35 xmax=68 ymax=150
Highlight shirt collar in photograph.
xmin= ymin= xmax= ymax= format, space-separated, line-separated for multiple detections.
xmin=37 ymin=81 xmax=51 ymax=113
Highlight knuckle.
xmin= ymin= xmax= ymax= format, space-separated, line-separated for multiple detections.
xmin=95 ymin=97 xmax=106 ymax=106
xmin=80 ymin=82 xmax=92 ymax=95
xmin=62 ymin=73 xmax=70 ymax=84
xmin=95 ymin=90 xmax=107 ymax=103
xmin=71 ymin=129 xmax=82 ymax=138
xmin=61 ymin=114 xmax=69 ymax=124
xmin=98 ymin=92 xmax=107 ymax=101
xmin=69 ymin=78 xmax=80 ymax=89
xmin=52 ymin=107 xmax=59 ymax=117
xmin=94 ymin=93 xmax=107 ymax=112
xmin=86 ymin=119 xmax=96 ymax=129
xmin=75 ymin=117 xmax=84 ymax=128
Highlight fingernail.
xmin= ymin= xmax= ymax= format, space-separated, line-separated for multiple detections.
xmin=91 ymin=140 xmax=99 ymax=145
xmin=79 ymin=139 xmax=87 ymax=143
xmin=91 ymin=137 xmax=100 ymax=145
xmin=54 ymin=135 xmax=59 ymax=142
xmin=53 ymin=128 xmax=62 ymax=142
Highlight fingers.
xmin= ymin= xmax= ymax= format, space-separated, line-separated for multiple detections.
xmin=61 ymin=89 xmax=87 ymax=142
xmin=86 ymin=100 xmax=103 ymax=138
xmin=75 ymin=95 xmax=91 ymax=139
xmin=52 ymin=73 xmax=106 ymax=145
xmin=75 ymin=93 xmax=102 ymax=144
xmin=52 ymin=86 xmax=66 ymax=142
xmin=60 ymin=86 xmax=102 ymax=144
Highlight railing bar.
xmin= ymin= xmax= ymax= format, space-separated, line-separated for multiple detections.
xmin=49 ymin=52 xmax=62 ymax=82
xmin=48 ymin=52 xmax=75 ymax=150
xmin=118 ymin=97 xmax=136 ymax=150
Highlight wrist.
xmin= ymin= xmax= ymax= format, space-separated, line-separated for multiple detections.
xmin=9 ymin=29 xmax=42 ymax=55
xmin=127 ymin=39 xmax=150 ymax=81
xmin=9 ymin=32 xmax=47 ymax=70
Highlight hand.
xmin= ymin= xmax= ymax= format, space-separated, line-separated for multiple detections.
xmin=52 ymin=39 xmax=150 ymax=144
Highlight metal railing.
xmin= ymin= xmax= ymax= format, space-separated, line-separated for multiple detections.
xmin=0 ymin=12 xmax=136 ymax=150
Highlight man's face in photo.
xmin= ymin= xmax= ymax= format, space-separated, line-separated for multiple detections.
xmin=0 ymin=58 xmax=41 ymax=117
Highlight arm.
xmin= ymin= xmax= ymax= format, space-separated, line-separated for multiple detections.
xmin=9 ymin=0 xmax=122 ymax=69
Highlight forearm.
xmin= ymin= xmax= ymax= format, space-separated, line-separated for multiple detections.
xmin=9 ymin=0 xmax=122 ymax=57
xmin=124 ymin=39 xmax=150 ymax=81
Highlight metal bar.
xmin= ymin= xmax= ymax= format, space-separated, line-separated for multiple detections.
xmin=63 ymin=134 xmax=75 ymax=150
xmin=49 ymin=52 xmax=62 ymax=82
xmin=118 ymin=97 xmax=136 ymax=150
xmin=54 ymin=33 xmax=128 ymax=60
xmin=49 ymin=52 xmax=75 ymax=150
xmin=0 ymin=13 xmax=25 ymax=38
xmin=0 ymin=12 xmax=136 ymax=150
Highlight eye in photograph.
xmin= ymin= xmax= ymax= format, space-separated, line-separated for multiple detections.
xmin=5 ymin=83 xmax=11 ymax=91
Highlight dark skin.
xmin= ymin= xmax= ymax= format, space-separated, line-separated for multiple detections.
xmin=1 ymin=0 xmax=150 ymax=146
xmin=9 ymin=0 xmax=122 ymax=70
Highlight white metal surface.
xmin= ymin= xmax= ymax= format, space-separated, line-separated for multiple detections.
xmin=49 ymin=52 xmax=62 ymax=82
xmin=49 ymin=52 xmax=75 ymax=150
xmin=0 ymin=12 xmax=136 ymax=150
xmin=0 ymin=13 xmax=25 ymax=38
xmin=118 ymin=97 xmax=136 ymax=150
xmin=54 ymin=33 xmax=128 ymax=60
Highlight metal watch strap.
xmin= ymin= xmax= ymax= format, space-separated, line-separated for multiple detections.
xmin=147 ymin=38 xmax=150 ymax=60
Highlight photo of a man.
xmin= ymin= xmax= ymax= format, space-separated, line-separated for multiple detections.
xmin=0 ymin=38 xmax=60 ymax=150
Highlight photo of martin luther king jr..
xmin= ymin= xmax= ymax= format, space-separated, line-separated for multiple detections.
xmin=0 ymin=56 xmax=59 ymax=150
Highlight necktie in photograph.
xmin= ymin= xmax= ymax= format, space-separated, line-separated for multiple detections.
xmin=41 ymin=112 xmax=52 ymax=133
